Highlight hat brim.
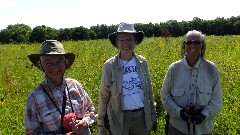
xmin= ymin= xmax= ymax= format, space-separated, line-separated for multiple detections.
xmin=28 ymin=53 xmax=75 ymax=70
xmin=108 ymin=31 xmax=144 ymax=48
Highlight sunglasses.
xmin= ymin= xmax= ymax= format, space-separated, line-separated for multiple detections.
xmin=184 ymin=40 xmax=202 ymax=45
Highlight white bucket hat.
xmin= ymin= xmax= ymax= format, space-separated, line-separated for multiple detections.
xmin=108 ymin=22 xmax=144 ymax=47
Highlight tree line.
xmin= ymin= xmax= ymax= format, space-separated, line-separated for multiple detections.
xmin=0 ymin=16 xmax=240 ymax=44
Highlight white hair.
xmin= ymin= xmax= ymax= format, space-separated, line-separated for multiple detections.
xmin=185 ymin=30 xmax=204 ymax=41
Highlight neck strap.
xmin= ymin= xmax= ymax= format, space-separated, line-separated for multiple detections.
xmin=41 ymin=84 xmax=68 ymax=133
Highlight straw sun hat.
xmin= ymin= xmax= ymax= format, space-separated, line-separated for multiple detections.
xmin=28 ymin=40 xmax=75 ymax=70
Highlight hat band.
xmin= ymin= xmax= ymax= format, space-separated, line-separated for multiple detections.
xmin=41 ymin=48 xmax=65 ymax=54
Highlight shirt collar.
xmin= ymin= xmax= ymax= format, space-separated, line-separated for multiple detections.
xmin=42 ymin=75 xmax=67 ymax=91
xmin=116 ymin=52 xmax=143 ymax=68
xmin=183 ymin=56 xmax=202 ymax=70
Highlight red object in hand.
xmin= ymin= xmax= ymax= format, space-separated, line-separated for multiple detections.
xmin=63 ymin=112 xmax=77 ymax=132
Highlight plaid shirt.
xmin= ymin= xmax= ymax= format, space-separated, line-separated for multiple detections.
xmin=24 ymin=76 xmax=95 ymax=134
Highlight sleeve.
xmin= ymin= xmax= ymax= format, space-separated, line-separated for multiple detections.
xmin=144 ymin=61 xmax=156 ymax=121
xmin=160 ymin=66 xmax=182 ymax=119
xmin=24 ymin=94 xmax=43 ymax=135
xmin=201 ymin=66 xmax=223 ymax=119
xmin=97 ymin=62 xmax=111 ymax=134
xmin=75 ymin=82 xmax=96 ymax=126
xmin=82 ymin=95 xmax=95 ymax=126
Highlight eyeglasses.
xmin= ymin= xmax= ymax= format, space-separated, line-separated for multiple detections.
xmin=184 ymin=40 xmax=202 ymax=45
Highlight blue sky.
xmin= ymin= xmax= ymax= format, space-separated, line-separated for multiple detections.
xmin=0 ymin=0 xmax=239 ymax=30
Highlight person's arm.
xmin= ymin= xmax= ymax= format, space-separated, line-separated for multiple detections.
xmin=81 ymin=90 xmax=95 ymax=126
xmin=71 ymin=80 xmax=95 ymax=126
xmin=144 ymin=61 xmax=156 ymax=120
xmin=66 ymin=80 xmax=95 ymax=134
xmin=24 ymin=94 xmax=43 ymax=135
xmin=201 ymin=66 xmax=223 ymax=119
xmin=160 ymin=66 xmax=183 ymax=119
xmin=97 ymin=62 xmax=111 ymax=135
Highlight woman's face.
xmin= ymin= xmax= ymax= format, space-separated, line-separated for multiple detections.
xmin=184 ymin=34 xmax=203 ymax=59
xmin=116 ymin=33 xmax=136 ymax=58
xmin=40 ymin=55 xmax=66 ymax=85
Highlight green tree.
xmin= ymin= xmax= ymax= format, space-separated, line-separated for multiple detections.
xmin=86 ymin=29 xmax=96 ymax=40
xmin=30 ymin=25 xmax=58 ymax=43
xmin=72 ymin=26 xmax=89 ymax=40
xmin=213 ymin=17 xmax=229 ymax=35
xmin=165 ymin=20 xmax=184 ymax=37
xmin=0 ymin=24 xmax=32 ymax=44
xmin=90 ymin=24 xmax=110 ymax=39
xmin=0 ymin=29 xmax=11 ymax=44
xmin=58 ymin=28 xmax=74 ymax=41
xmin=233 ymin=21 xmax=240 ymax=34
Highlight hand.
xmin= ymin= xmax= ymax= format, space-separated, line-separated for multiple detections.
xmin=191 ymin=112 xmax=206 ymax=125
xmin=180 ymin=108 xmax=191 ymax=122
xmin=71 ymin=120 xmax=88 ymax=135
xmin=152 ymin=120 xmax=158 ymax=132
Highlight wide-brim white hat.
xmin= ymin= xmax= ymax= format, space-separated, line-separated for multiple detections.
xmin=108 ymin=22 xmax=144 ymax=47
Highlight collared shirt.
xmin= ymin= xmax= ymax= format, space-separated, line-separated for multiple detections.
xmin=161 ymin=57 xmax=223 ymax=134
xmin=24 ymin=76 xmax=95 ymax=135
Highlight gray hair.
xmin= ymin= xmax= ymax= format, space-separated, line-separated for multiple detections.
xmin=181 ymin=30 xmax=206 ymax=58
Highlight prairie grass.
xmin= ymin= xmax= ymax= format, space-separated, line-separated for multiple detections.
xmin=0 ymin=36 xmax=239 ymax=134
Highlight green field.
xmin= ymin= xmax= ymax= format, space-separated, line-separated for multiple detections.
xmin=0 ymin=36 xmax=239 ymax=134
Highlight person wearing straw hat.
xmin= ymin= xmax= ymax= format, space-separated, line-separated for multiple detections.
xmin=97 ymin=22 xmax=157 ymax=135
xmin=24 ymin=40 xmax=95 ymax=135
xmin=160 ymin=30 xmax=223 ymax=135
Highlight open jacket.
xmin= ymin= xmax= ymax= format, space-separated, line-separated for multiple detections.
xmin=97 ymin=53 xmax=156 ymax=135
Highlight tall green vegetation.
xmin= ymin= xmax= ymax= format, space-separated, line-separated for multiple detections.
xmin=0 ymin=36 xmax=239 ymax=134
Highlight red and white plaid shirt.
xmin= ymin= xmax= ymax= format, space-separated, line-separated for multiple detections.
xmin=24 ymin=76 xmax=95 ymax=134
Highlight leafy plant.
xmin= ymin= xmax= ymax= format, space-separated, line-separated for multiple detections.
xmin=0 ymin=36 xmax=239 ymax=134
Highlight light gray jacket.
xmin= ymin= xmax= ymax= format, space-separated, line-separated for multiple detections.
xmin=161 ymin=57 xmax=223 ymax=135
xmin=97 ymin=53 xmax=156 ymax=135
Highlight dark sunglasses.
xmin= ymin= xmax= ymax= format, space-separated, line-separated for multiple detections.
xmin=184 ymin=40 xmax=202 ymax=45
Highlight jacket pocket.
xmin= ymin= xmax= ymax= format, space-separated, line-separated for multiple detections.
xmin=110 ymin=78 xmax=119 ymax=98
xmin=197 ymin=86 xmax=212 ymax=105
xmin=171 ymin=89 xmax=186 ymax=96
xmin=171 ymin=89 xmax=187 ymax=106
